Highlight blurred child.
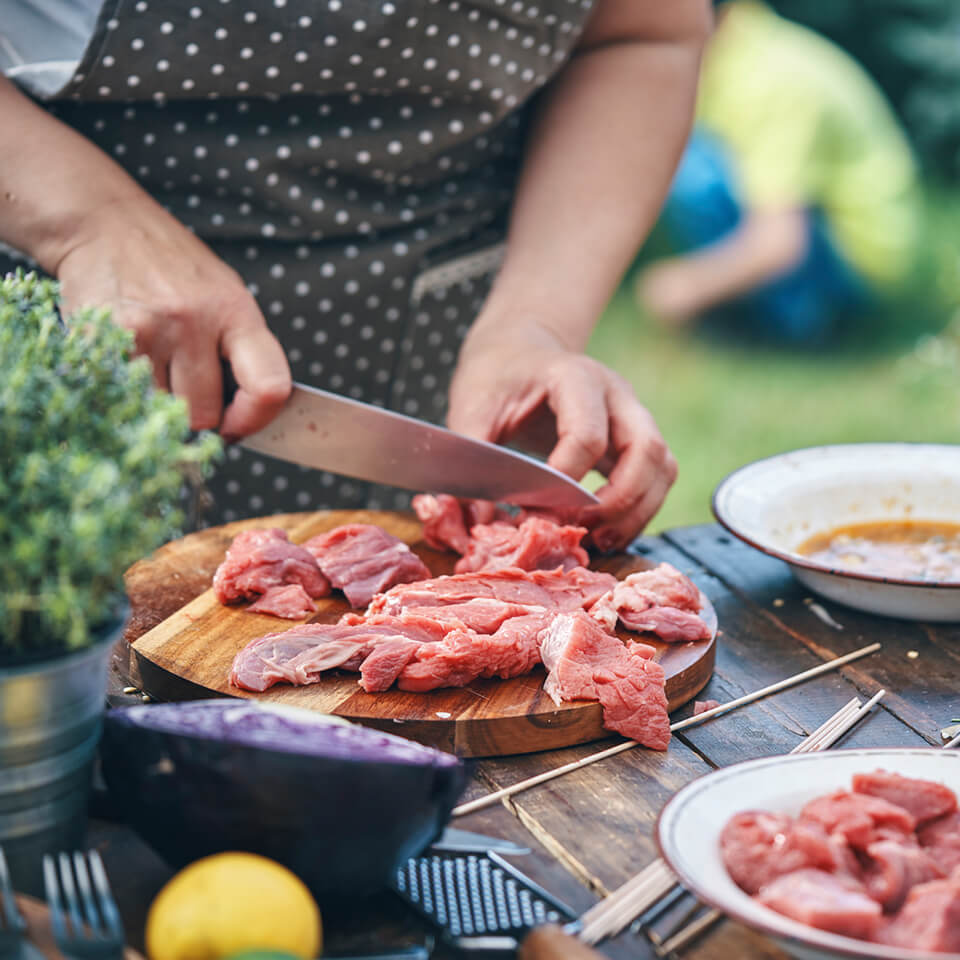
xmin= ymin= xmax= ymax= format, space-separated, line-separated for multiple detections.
xmin=635 ymin=0 xmax=921 ymax=344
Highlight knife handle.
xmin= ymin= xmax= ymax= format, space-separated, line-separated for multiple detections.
xmin=518 ymin=925 xmax=607 ymax=960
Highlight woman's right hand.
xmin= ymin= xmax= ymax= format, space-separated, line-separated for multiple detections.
xmin=55 ymin=197 xmax=291 ymax=438
xmin=0 ymin=74 xmax=290 ymax=438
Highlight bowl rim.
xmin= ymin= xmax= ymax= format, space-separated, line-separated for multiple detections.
xmin=655 ymin=747 xmax=960 ymax=960
xmin=711 ymin=442 xmax=960 ymax=590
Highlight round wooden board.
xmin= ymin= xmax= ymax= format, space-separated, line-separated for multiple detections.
xmin=128 ymin=511 xmax=716 ymax=757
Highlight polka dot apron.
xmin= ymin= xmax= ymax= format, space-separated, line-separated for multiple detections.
xmin=5 ymin=0 xmax=595 ymax=524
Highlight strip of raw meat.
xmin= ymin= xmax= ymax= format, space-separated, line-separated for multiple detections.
xmin=397 ymin=613 xmax=553 ymax=692
xmin=245 ymin=584 xmax=317 ymax=619
xmin=214 ymin=528 xmax=331 ymax=603
xmin=303 ymin=524 xmax=431 ymax=608
xmin=757 ymin=869 xmax=882 ymax=939
xmin=454 ymin=517 xmax=589 ymax=574
xmin=359 ymin=639 xmax=424 ymax=693
xmin=694 ymin=699 xmax=720 ymax=715
xmin=852 ymin=770 xmax=958 ymax=826
xmin=368 ymin=567 xmax=617 ymax=619
xmin=873 ymin=873 xmax=960 ymax=952
xmin=918 ymin=811 xmax=960 ymax=875
xmin=230 ymin=615 xmax=450 ymax=691
xmin=861 ymin=839 xmax=944 ymax=911
xmin=411 ymin=494 xmax=472 ymax=554
xmin=539 ymin=611 xmax=670 ymax=749
xmin=618 ymin=606 xmax=712 ymax=642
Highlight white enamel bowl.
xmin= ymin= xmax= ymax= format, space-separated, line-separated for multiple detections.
xmin=657 ymin=749 xmax=960 ymax=960
xmin=712 ymin=443 xmax=960 ymax=621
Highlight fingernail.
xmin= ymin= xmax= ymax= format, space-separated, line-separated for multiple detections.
xmin=592 ymin=528 xmax=618 ymax=553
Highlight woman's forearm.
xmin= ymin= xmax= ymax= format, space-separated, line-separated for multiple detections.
xmin=0 ymin=75 xmax=150 ymax=272
xmin=473 ymin=0 xmax=710 ymax=350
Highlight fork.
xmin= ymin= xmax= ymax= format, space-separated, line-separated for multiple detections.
xmin=0 ymin=848 xmax=27 ymax=960
xmin=43 ymin=851 xmax=125 ymax=960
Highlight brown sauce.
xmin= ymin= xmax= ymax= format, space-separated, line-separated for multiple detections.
xmin=797 ymin=520 xmax=960 ymax=581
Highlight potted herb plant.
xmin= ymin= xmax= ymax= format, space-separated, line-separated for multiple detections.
xmin=0 ymin=270 xmax=219 ymax=891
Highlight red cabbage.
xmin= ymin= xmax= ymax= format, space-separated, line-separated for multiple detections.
xmin=100 ymin=699 xmax=467 ymax=898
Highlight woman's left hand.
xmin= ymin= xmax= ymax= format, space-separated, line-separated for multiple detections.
xmin=447 ymin=323 xmax=677 ymax=552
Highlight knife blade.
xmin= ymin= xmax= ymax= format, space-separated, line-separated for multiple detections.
xmin=239 ymin=382 xmax=598 ymax=509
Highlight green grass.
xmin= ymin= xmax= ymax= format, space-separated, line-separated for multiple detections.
xmin=587 ymin=285 xmax=960 ymax=534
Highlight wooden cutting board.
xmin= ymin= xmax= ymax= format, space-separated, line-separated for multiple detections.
xmin=128 ymin=510 xmax=716 ymax=757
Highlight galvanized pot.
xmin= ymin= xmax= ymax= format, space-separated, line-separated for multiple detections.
xmin=0 ymin=617 xmax=122 ymax=895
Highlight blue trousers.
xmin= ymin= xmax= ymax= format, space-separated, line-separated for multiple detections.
xmin=662 ymin=131 xmax=868 ymax=344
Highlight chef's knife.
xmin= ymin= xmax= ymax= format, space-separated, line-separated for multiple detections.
xmin=239 ymin=382 xmax=598 ymax=510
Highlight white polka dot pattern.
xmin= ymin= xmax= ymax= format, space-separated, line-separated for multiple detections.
xmin=28 ymin=0 xmax=596 ymax=523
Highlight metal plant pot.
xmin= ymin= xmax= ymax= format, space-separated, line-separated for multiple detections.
xmin=0 ymin=617 xmax=122 ymax=895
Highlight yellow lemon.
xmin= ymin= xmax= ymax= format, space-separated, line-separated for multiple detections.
xmin=146 ymin=853 xmax=322 ymax=960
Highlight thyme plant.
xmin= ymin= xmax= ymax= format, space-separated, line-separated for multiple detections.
xmin=0 ymin=271 xmax=220 ymax=659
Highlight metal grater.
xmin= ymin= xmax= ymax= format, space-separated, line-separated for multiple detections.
xmin=392 ymin=849 xmax=576 ymax=953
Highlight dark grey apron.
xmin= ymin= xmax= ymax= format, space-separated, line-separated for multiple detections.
xmin=6 ymin=0 xmax=595 ymax=523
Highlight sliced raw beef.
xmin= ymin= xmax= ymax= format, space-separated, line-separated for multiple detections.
xmin=588 ymin=564 xmax=711 ymax=642
xmin=397 ymin=613 xmax=553 ymax=692
xmin=694 ymin=699 xmax=721 ymax=715
xmin=303 ymin=524 xmax=431 ymax=608
xmin=246 ymin=584 xmax=317 ymax=619
xmin=918 ymin=811 xmax=960 ymax=875
xmin=230 ymin=615 xmax=449 ymax=691
xmin=721 ymin=812 xmax=857 ymax=895
xmin=368 ymin=567 xmax=617 ymax=619
xmin=359 ymin=639 xmax=424 ymax=693
xmin=214 ymin=528 xmax=330 ymax=604
xmin=799 ymin=790 xmax=916 ymax=848
xmin=874 ymin=874 xmax=960 ymax=952
xmin=539 ymin=611 xmax=670 ymax=749
xmin=853 ymin=770 xmax=957 ymax=826
xmin=861 ymin=839 xmax=944 ymax=911
xmin=411 ymin=494 xmax=472 ymax=554
xmin=454 ymin=517 xmax=589 ymax=574
xmin=757 ymin=869 xmax=882 ymax=939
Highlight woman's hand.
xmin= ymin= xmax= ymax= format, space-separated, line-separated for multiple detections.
xmin=0 ymin=74 xmax=289 ymax=438
xmin=447 ymin=323 xmax=677 ymax=551
xmin=55 ymin=197 xmax=291 ymax=438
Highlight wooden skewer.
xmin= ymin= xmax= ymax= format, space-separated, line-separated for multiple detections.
xmin=943 ymin=730 xmax=960 ymax=749
xmin=452 ymin=642 xmax=882 ymax=817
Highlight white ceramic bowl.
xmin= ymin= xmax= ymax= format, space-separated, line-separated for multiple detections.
xmin=712 ymin=443 xmax=960 ymax=621
xmin=657 ymin=749 xmax=960 ymax=960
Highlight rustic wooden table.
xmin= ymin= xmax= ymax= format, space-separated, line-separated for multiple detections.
xmin=94 ymin=522 xmax=958 ymax=960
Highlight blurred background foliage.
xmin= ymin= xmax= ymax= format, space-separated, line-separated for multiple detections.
xmin=589 ymin=0 xmax=960 ymax=532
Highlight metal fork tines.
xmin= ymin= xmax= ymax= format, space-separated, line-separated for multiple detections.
xmin=0 ymin=848 xmax=27 ymax=960
xmin=44 ymin=851 xmax=125 ymax=960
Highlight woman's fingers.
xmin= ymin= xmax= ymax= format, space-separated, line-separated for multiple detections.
xmin=169 ymin=340 xmax=223 ymax=431
xmin=219 ymin=318 xmax=292 ymax=440
xmin=544 ymin=358 xmax=611 ymax=483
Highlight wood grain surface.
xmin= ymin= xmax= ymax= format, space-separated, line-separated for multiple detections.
xmin=127 ymin=511 xmax=716 ymax=756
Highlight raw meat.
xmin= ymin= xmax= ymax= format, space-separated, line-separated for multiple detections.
xmin=539 ymin=611 xmax=670 ymax=749
xmin=694 ymin=699 xmax=721 ymax=715
xmin=368 ymin=566 xmax=617 ymax=618
xmin=861 ymin=839 xmax=944 ymax=911
xmin=853 ymin=770 xmax=957 ymax=826
xmin=303 ymin=524 xmax=431 ymax=608
xmin=246 ymin=584 xmax=317 ymax=619
xmin=588 ymin=564 xmax=711 ymax=642
xmin=411 ymin=494 xmax=472 ymax=554
xmin=213 ymin=528 xmax=331 ymax=604
xmin=454 ymin=517 xmax=590 ymax=574
xmin=397 ymin=613 xmax=552 ymax=692
xmin=359 ymin=639 xmax=423 ymax=693
xmin=875 ymin=874 xmax=960 ymax=952
xmin=756 ymin=869 xmax=882 ymax=939
xmin=919 ymin=812 xmax=960 ymax=875
xmin=720 ymin=812 xmax=855 ymax=895
xmin=231 ymin=615 xmax=449 ymax=691
xmin=799 ymin=790 xmax=916 ymax=847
